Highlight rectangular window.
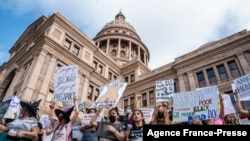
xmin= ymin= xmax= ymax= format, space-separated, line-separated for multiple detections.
xmin=196 ymin=71 xmax=206 ymax=87
xmin=206 ymin=68 xmax=217 ymax=85
xmin=227 ymin=60 xmax=240 ymax=78
xmin=124 ymin=99 xmax=128 ymax=109
xmin=72 ymin=45 xmax=80 ymax=56
xmin=97 ymin=65 xmax=103 ymax=74
xmin=94 ymin=88 xmax=99 ymax=101
xmin=93 ymin=61 xmax=98 ymax=69
xmin=130 ymin=74 xmax=135 ymax=83
xmin=142 ymin=93 xmax=147 ymax=107
xmin=87 ymin=85 xmax=94 ymax=100
xmin=113 ymin=75 xmax=117 ymax=80
xmin=63 ymin=39 xmax=71 ymax=49
xmin=217 ymin=64 xmax=228 ymax=81
xmin=108 ymin=72 xmax=112 ymax=80
xmin=149 ymin=91 xmax=154 ymax=106
xmin=125 ymin=76 xmax=129 ymax=83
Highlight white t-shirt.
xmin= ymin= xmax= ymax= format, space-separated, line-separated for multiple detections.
xmin=7 ymin=117 xmax=38 ymax=136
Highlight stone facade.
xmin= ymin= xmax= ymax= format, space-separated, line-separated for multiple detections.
xmin=0 ymin=12 xmax=250 ymax=116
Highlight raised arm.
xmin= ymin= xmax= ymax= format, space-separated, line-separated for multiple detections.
xmin=234 ymin=90 xmax=249 ymax=116
xmin=71 ymin=97 xmax=80 ymax=124
xmin=90 ymin=108 xmax=102 ymax=127
xmin=48 ymin=101 xmax=56 ymax=127
xmin=219 ymin=93 xmax=224 ymax=119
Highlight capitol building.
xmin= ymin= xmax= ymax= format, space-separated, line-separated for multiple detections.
xmin=0 ymin=12 xmax=250 ymax=115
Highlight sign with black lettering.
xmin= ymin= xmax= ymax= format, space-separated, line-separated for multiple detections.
xmin=155 ymin=79 xmax=174 ymax=102
xmin=54 ymin=65 xmax=78 ymax=102
xmin=233 ymin=74 xmax=250 ymax=100
xmin=0 ymin=99 xmax=12 ymax=120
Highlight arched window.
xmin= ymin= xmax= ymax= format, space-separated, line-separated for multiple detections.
xmin=120 ymin=51 xmax=125 ymax=57
xmin=111 ymin=50 xmax=117 ymax=56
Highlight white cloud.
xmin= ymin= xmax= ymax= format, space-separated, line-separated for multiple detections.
xmin=1 ymin=0 xmax=250 ymax=69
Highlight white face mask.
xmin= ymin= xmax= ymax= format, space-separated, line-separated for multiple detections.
xmin=126 ymin=109 xmax=131 ymax=114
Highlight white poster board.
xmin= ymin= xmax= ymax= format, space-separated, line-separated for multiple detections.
xmin=233 ymin=74 xmax=250 ymax=100
xmin=155 ymin=80 xmax=174 ymax=102
xmin=91 ymin=81 xmax=127 ymax=108
xmin=222 ymin=94 xmax=236 ymax=115
xmin=140 ymin=108 xmax=154 ymax=124
xmin=54 ymin=65 xmax=78 ymax=102
xmin=4 ymin=96 xmax=21 ymax=119
xmin=173 ymin=86 xmax=219 ymax=122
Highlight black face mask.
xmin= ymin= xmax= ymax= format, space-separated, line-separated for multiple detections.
xmin=158 ymin=112 xmax=164 ymax=119
xmin=109 ymin=115 xmax=116 ymax=123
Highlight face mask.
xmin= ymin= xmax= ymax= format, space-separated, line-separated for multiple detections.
xmin=126 ymin=109 xmax=131 ymax=114
xmin=109 ymin=115 xmax=116 ymax=123
xmin=158 ymin=112 xmax=164 ymax=119
xmin=58 ymin=115 xmax=63 ymax=122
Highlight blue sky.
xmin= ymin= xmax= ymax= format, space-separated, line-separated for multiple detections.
xmin=0 ymin=0 xmax=250 ymax=70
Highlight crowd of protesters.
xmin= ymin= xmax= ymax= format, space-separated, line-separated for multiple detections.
xmin=0 ymin=89 xmax=249 ymax=141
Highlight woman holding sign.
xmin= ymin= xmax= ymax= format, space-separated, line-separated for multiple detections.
xmin=234 ymin=89 xmax=250 ymax=119
xmin=0 ymin=100 xmax=39 ymax=141
xmin=150 ymin=104 xmax=171 ymax=125
xmin=47 ymin=97 xmax=80 ymax=141
xmin=90 ymin=107 xmax=126 ymax=141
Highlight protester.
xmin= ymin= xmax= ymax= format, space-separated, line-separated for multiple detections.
xmin=150 ymin=104 xmax=171 ymax=125
xmin=48 ymin=97 xmax=79 ymax=141
xmin=0 ymin=100 xmax=39 ymax=141
xmin=234 ymin=89 xmax=250 ymax=119
xmin=127 ymin=110 xmax=145 ymax=141
xmin=80 ymin=108 xmax=99 ymax=141
xmin=90 ymin=107 xmax=126 ymax=141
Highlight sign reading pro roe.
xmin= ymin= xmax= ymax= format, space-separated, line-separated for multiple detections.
xmin=54 ymin=65 xmax=78 ymax=102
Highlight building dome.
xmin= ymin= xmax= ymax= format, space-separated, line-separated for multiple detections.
xmin=95 ymin=11 xmax=141 ymax=41
xmin=93 ymin=12 xmax=150 ymax=67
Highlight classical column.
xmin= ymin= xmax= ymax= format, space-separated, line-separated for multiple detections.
xmin=187 ymin=71 xmax=196 ymax=90
xmin=178 ymin=75 xmax=186 ymax=92
xmin=106 ymin=39 xmax=110 ymax=54
xmin=117 ymin=39 xmax=121 ymax=57
xmin=4 ymin=69 xmax=22 ymax=98
xmin=213 ymin=66 xmax=221 ymax=84
xmin=80 ymin=75 xmax=90 ymax=102
xmin=203 ymin=70 xmax=209 ymax=86
xmin=144 ymin=52 xmax=146 ymax=64
xmin=128 ymin=41 xmax=132 ymax=60
xmin=39 ymin=56 xmax=57 ymax=96
xmin=105 ymin=66 xmax=109 ymax=79
xmin=223 ymin=62 xmax=232 ymax=80
xmin=22 ymin=52 xmax=46 ymax=101
xmin=237 ymin=53 xmax=250 ymax=74
xmin=137 ymin=46 xmax=140 ymax=61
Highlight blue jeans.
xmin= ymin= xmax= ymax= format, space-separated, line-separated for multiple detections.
xmin=81 ymin=131 xmax=99 ymax=141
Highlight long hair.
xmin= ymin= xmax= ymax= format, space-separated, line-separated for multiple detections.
xmin=131 ymin=110 xmax=145 ymax=126
xmin=150 ymin=105 xmax=171 ymax=125
xmin=223 ymin=114 xmax=238 ymax=125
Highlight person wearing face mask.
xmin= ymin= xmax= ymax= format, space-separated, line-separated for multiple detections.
xmin=47 ymin=97 xmax=80 ymax=141
xmin=119 ymin=106 xmax=132 ymax=124
xmin=0 ymin=100 xmax=39 ymax=141
xmin=150 ymin=105 xmax=172 ymax=125
xmin=90 ymin=107 xmax=126 ymax=141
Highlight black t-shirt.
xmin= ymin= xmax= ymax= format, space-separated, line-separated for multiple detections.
xmin=96 ymin=122 xmax=121 ymax=141
xmin=128 ymin=125 xmax=143 ymax=141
